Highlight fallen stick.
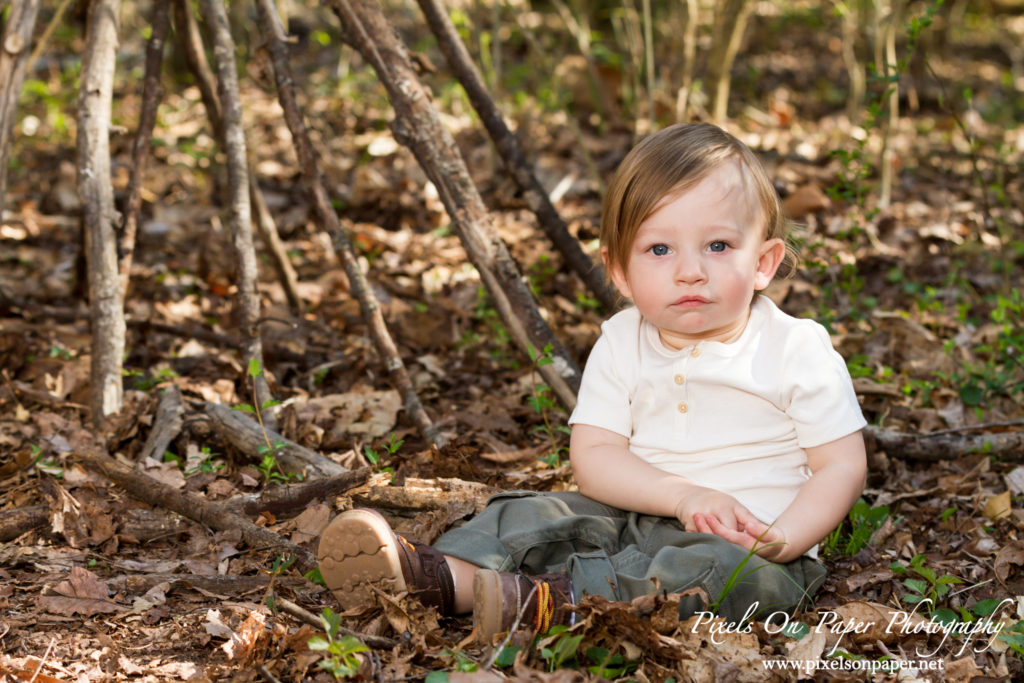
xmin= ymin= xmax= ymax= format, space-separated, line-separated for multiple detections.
xmin=107 ymin=572 xmax=309 ymax=594
xmin=201 ymin=401 xmax=347 ymax=479
xmin=275 ymin=596 xmax=397 ymax=649
xmin=865 ymin=424 xmax=1024 ymax=461
xmin=0 ymin=504 xmax=48 ymax=542
xmin=225 ymin=467 xmax=371 ymax=516
xmin=138 ymin=384 xmax=185 ymax=463
xmin=76 ymin=446 xmax=317 ymax=573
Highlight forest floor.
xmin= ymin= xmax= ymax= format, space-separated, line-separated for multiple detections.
xmin=2 ymin=4 xmax=1024 ymax=682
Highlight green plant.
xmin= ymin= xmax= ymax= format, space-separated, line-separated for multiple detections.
xmin=308 ymin=608 xmax=369 ymax=679
xmin=709 ymin=528 xmax=793 ymax=615
xmin=527 ymin=344 xmax=570 ymax=468
xmin=264 ymin=554 xmax=295 ymax=610
xmin=890 ymin=554 xmax=962 ymax=615
xmin=585 ymin=646 xmax=639 ymax=678
xmin=186 ymin=446 xmax=224 ymax=476
xmin=30 ymin=445 xmax=63 ymax=478
xmin=822 ymin=499 xmax=890 ymax=557
xmin=364 ymin=433 xmax=402 ymax=474
xmin=256 ymin=443 xmax=295 ymax=484
xmin=538 ymin=625 xmax=583 ymax=672
xmin=944 ymin=291 xmax=1024 ymax=414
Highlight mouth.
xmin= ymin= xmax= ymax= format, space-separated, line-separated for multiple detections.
xmin=672 ymin=296 xmax=710 ymax=307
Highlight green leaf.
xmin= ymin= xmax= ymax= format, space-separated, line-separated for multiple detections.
xmin=424 ymin=672 xmax=449 ymax=683
xmin=308 ymin=635 xmax=330 ymax=651
xmin=248 ymin=358 xmax=263 ymax=378
xmin=494 ymin=645 xmax=521 ymax=668
xmin=972 ymin=599 xmax=1003 ymax=617
xmin=783 ymin=620 xmax=811 ymax=640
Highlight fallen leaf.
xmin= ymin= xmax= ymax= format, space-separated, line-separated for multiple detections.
xmin=994 ymin=541 xmax=1024 ymax=582
xmin=38 ymin=567 xmax=122 ymax=616
xmin=291 ymin=503 xmax=331 ymax=544
xmin=985 ymin=491 xmax=1012 ymax=520
xmin=205 ymin=609 xmax=234 ymax=639
xmin=222 ymin=609 xmax=266 ymax=662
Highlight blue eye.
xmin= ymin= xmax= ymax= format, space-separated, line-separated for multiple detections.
xmin=708 ymin=241 xmax=728 ymax=253
xmin=650 ymin=244 xmax=670 ymax=256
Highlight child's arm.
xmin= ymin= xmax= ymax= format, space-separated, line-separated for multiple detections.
xmin=570 ymin=424 xmax=758 ymax=532
xmin=697 ymin=431 xmax=867 ymax=563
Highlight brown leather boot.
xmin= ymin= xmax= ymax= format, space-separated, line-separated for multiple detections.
xmin=473 ymin=569 xmax=574 ymax=642
xmin=317 ymin=508 xmax=455 ymax=614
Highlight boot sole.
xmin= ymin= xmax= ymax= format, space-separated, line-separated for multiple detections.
xmin=317 ymin=508 xmax=407 ymax=611
xmin=473 ymin=568 xmax=505 ymax=644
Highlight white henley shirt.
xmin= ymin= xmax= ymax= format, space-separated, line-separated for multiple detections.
xmin=568 ymin=295 xmax=867 ymax=531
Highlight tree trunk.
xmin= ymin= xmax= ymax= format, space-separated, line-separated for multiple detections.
xmin=415 ymin=0 xmax=619 ymax=313
xmin=119 ymin=1 xmax=170 ymax=300
xmin=675 ymin=0 xmax=699 ymax=122
xmin=198 ymin=0 xmax=271 ymax=412
xmin=328 ymin=0 xmax=581 ymax=410
xmin=77 ymin=0 xmax=125 ymax=428
xmin=0 ymin=0 xmax=40 ymax=218
xmin=708 ymin=0 xmax=753 ymax=124
xmin=254 ymin=0 xmax=444 ymax=447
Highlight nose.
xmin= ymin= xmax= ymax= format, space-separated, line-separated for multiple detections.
xmin=674 ymin=249 xmax=706 ymax=284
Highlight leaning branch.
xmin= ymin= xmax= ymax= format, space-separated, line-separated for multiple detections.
xmin=254 ymin=0 xmax=445 ymax=448
xmin=328 ymin=0 xmax=581 ymax=410
xmin=415 ymin=0 xmax=618 ymax=312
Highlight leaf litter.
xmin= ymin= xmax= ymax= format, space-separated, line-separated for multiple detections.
xmin=2 ymin=8 xmax=1024 ymax=683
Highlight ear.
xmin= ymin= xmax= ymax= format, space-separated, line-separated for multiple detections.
xmin=753 ymin=238 xmax=786 ymax=291
xmin=601 ymin=246 xmax=633 ymax=299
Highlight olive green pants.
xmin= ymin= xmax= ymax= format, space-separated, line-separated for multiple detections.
xmin=433 ymin=491 xmax=826 ymax=622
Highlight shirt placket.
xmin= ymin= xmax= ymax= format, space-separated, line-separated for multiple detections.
xmin=673 ymin=345 xmax=700 ymax=432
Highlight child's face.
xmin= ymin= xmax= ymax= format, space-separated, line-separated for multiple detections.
xmin=607 ymin=161 xmax=785 ymax=348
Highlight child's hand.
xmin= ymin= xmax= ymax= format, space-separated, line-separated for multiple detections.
xmin=694 ymin=513 xmax=788 ymax=560
xmin=674 ymin=488 xmax=754 ymax=534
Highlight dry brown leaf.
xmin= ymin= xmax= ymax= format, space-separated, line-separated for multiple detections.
xmin=290 ymin=503 xmax=331 ymax=545
xmin=944 ymin=655 xmax=984 ymax=682
xmin=984 ymin=490 xmax=1012 ymax=520
xmin=826 ymin=601 xmax=928 ymax=646
xmin=222 ymin=609 xmax=266 ymax=662
xmin=38 ymin=567 xmax=122 ymax=616
xmin=994 ymin=541 xmax=1024 ymax=582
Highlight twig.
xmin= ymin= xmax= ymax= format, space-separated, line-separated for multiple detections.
xmin=254 ymin=0 xmax=446 ymax=448
xmin=76 ymin=445 xmax=318 ymax=573
xmin=119 ymin=1 xmax=170 ymax=300
xmin=172 ymin=0 xmax=304 ymax=313
xmin=28 ymin=637 xmax=56 ymax=683
xmin=415 ymin=0 xmax=618 ymax=312
xmin=275 ymin=596 xmax=398 ymax=649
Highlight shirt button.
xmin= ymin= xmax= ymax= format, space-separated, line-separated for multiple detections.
xmin=690 ymin=348 xmax=701 ymax=358
xmin=677 ymin=401 xmax=688 ymax=413
xmin=674 ymin=374 xmax=684 ymax=385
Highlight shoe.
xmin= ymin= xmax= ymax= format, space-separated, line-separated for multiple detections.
xmin=317 ymin=508 xmax=455 ymax=614
xmin=473 ymin=569 xmax=573 ymax=642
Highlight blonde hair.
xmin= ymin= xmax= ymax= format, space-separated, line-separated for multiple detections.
xmin=600 ymin=123 xmax=794 ymax=276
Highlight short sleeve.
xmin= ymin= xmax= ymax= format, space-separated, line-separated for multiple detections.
xmin=568 ymin=332 xmax=633 ymax=438
xmin=783 ymin=323 xmax=867 ymax=448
